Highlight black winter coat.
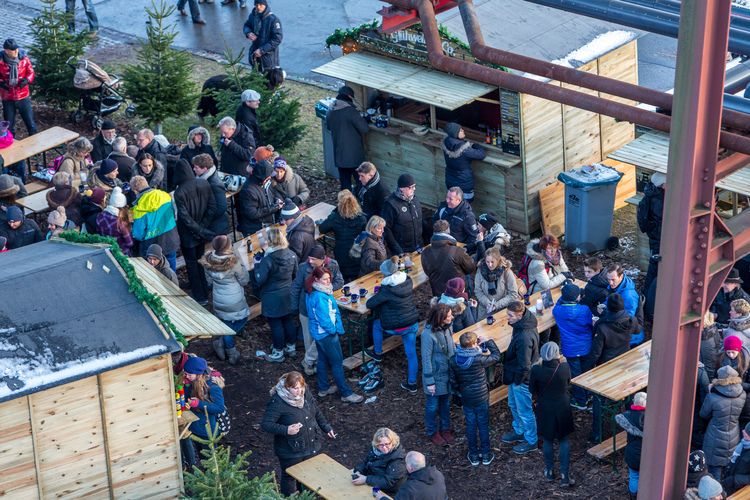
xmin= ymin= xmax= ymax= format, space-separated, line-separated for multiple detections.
xmin=357 ymin=172 xmax=389 ymax=218
xmin=290 ymin=259 xmax=344 ymax=317
xmin=261 ymin=391 xmax=332 ymax=461
xmin=382 ymin=193 xmax=423 ymax=255
xmin=243 ymin=9 xmax=283 ymax=71
xmin=237 ymin=178 xmax=278 ymax=235
xmin=581 ymin=269 xmax=610 ymax=315
xmin=203 ymin=169 xmax=230 ymax=235
xmin=421 ymin=235 xmax=476 ymax=297
xmin=180 ymin=142 xmax=218 ymax=168
xmin=80 ymin=196 xmax=103 ymax=234
xmin=137 ymin=140 xmax=169 ymax=184
xmin=173 ymin=159 xmax=218 ymax=248
xmin=442 ymin=136 xmax=486 ymax=194
xmin=355 ymin=445 xmax=407 ymax=495
xmin=365 ymin=274 xmax=419 ymax=330
xmin=252 ymin=247 xmax=298 ymax=318
xmin=529 ymin=359 xmax=574 ymax=440
xmin=318 ymin=209 xmax=367 ymax=281
xmin=616 ymin=407 xmax=646 ymax=471
xmin=637 ymin=182 xmax=664 ymax=253
xmin=725 ymin=446 xmax=750 ymax=494
xmin=235 ymin=103 xmax=262 ymax=144
xmin=286 ymin=215 xmax=316 ymax=262
xmin=90 ymin=133 xmax=113 ymax=164
xmin=449 ymin=340 xmax=501 ymax=407
xmin=107 ymin=152 xmax=135 ymax=183
xmin=393 ymin=466 xmax=447 ymax=500
xmin=712 ymin=286 xmax=750 ymax=325
xmin=433 ymin=200 xmax=478 ymax=250
xmin=585 ymin=310 xmax=638 ymax=370
xmin=326 ymin=98 xmax=369 ymax=170
xmin=0 ymin=219 xmax=43 ymax=249
xmin=219 ymin=123 xmax=255 ymax=177
xmin=503 ymin=309 xmax=540 ymax=386
xmin=701 ymin=324 xmax=723 ymax=381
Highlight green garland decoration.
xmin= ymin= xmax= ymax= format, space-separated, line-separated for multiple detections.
xmin=58 ymin=231 xmax=188 ymax=348
xmin=325 ymin=19 xmax=380 ymax=48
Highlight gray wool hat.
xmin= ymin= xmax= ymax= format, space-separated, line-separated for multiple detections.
xmin=698 ymin=475 xmax=723 ymax=499
xmin=241 ymin=89 xmax=261 ymax=102
xmin=718 ymin=365 xmax=739 ymax=379
xmin=380 ymin=258 xmax=399 ymax=277
xmin=540 ymin=341 xmax=560 ymax=362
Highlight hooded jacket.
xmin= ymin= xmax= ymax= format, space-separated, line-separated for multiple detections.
xmin=219 ymin=123 xmax=255 ymax=177
xmin=503 ymin=309 xmax=540 ymax=386
xmin=393 ymin=465 xmax=447 ymax=500
xmin=449 ymin=339 xmax=501 ymax=407
xmin=552 ymin=299 xmax=594 ymax=358
xmin=236 ymin=175 xmax=278 ymax=235
xmin=585 ymin=310 xmax=639 ymax=370
xmin=173 ymin=159 xmax=218 ymax=247
xmin=474 ymin=260 xmax=519 ymax=318
xmin=290 ymin=259 xmax=344 ymax=317
xmin=132 ymin=187 xmax=180 ymax=255
xmin=136 ymin=140 xmax=169 ymax=185
xmin=261 ymin=390 xmax=332 ymax=461
xmin=365 ymin=271 xmax=419 ymax=330
xmin=355 ymin=445 xmax=407 ymax=495
xmin=421 ymin=323 xmax=455 ymax=396
xmin=442 ymin=135 xmax=486 ymax=194
xmin=306 ymin=288 xmax=345 ymax=341
xmin=285 ymin=214 xmax=316 ymax=262
xmin=357 ymin=171 xmax=390 ymax=218
xmin=197 ymin=166 xmax=230 ymax=236
xmin=134 ymin=158 xmax=167 ymax=191
xmin=318 ymin=209 xmax=367 ymax=281
xmin=235 ymin=103 xmax=261 ymax=144
xmin=581 ymin=268 xmax=610 ymax=314
xmin=0 ymin=50 xmax=34 ymax=101
xmin=0 ymin=218 xmax=43 ymax=249
xmin=382 ymin=191 xmax=423 ymax=255
xmin=421 ymin=233 xmax=476 ymax=298
xmin=243 ymin=7 xmax=283 ymax=71
xmin=180 ymin=126 xmax=218 ymax=166
xmin=607 ymin=274 xmax=644 ymax=345
xmin=325 ymin=97 xmax=369 ymax=170
xmin=200 ymin=251 xmax=250 ymax=321
xmin=271 ymin=164 xmax=310 ymax=206
xmin=525 ymin=239 xmax=569 ymax=292
xmin=46 ymin=186 xmax=83 ymax=226
xmin=252 ymin=247 xmax=298 ymax=318
xmin=616 ymin=405 xmax=646 ymax=471
xmin=700 ymin=373 xmax=747 ymax=467
xmin=433 ymin=200 xmax=478 ymax=250
xmin=637 ymin=182 xmax=664 ymax=252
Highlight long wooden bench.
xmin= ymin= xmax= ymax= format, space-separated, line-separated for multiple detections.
xmin=587 ymin=431 xmax=627 ymax=459
xmin=342 ymin=321 xmax=425 ymax=371
xmin=729 ymin=485 xmax=750 ymax=499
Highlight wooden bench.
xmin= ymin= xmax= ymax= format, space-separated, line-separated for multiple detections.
xmin=587 ymin=431 xmax=627 ymax=459
xmin=729 ymin=485 xmax=750 ymax=500
xmin=342 ymin=321 xmax=425 ymax=371
xmin=23 ymin=180 xmax=49 ymax=195
xmin=489 ymin=385 xmax=509 ymax=406
xmin=16 ymin=187 xmax=53 ymax=215
xmin=0 ymin=126 xmax=79 ymax=166
xmin=286 ymin=453 xmax=372 ymax=500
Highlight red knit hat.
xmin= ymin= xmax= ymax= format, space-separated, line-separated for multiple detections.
xmin=724 ymin=335 xmax=743 ymax=352
xmin=444 ymin=277 xmax=468 ymax=301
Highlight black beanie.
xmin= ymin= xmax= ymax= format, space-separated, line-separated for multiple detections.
xmin=607 ymin=293 xmax=625 ymax=313
xmin=398 ymin=173 xmax=416 ymax=188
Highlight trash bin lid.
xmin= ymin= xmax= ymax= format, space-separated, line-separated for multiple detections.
xmin=557 ymin=163 xmax=623 ymax=188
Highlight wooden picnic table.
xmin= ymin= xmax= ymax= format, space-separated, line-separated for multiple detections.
xmin=23 ymin=180 xmax=49 ymax=195
xmin=16 ymin=187 xmax=53 ymax=215
xmin=729 ymin=485 xmax=750 ymax=500
xmin=572 ymin=340 xmax=651 ymax=402
xmin=286 ymin=454 xmax=372 ymax=500
xmin=0 ymin=126 xmax=79 ymax=166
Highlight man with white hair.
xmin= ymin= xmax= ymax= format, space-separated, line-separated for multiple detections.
xmin=107 ymin=136 xmax=135 ymax=182
xmin=236 ymin=89 xmax=262 ymax=144
xmin=217 ymin=116 xmax=255 ymax=177
xmin=374 ymin=451 xmax=446 ymax=500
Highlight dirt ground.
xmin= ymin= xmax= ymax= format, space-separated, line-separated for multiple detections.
xmin=29 ymin=42 xmax=648 ymax=499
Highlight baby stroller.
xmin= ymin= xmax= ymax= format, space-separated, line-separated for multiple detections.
xmin=67 ymin=57 xmax=135 ymax=129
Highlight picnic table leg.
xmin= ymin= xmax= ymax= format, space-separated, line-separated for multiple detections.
xmin=602 ymin=399 xmax=621 ymax=471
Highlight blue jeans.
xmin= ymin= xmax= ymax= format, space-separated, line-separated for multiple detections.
xmin=372 ymin=320 xmax=418 ymax=385
xmin=463 ymin=402 xmax=490 ymax=456
xmin=3 ymin=97 xmax=37 ymax=137
xmin=177 ymin=0 xmax=202 ymax=21
xmin=315 ymin=334 xmax=353 ymax=397
xmin=628 ymin=467 xmax=639 ymax=494
xmin=567 ymin=356 xmax=588 ymax=404
xmin=3 ymin=160 xmax=26 ymax=184
xmin=424 ymin=394 xmax=451 ymax=436
xmin=268 ymin=314 xmax=296 ymax=350
xmin=508 ymin=383 xmax=537 ymax=445
xmin=221 ymin=317 xmax=248 ymax=348
xmin=66 ymin=0 xmax=99 ymax=31
xmin=543 ymin=436 xmax=570 ymax=474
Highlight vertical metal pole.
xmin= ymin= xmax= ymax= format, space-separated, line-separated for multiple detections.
xmin=639 ymin=1 xmax=732 ymax=498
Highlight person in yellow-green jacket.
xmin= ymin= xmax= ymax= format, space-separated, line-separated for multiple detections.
xmin=130 ymin=175 xmax=180 ymax=271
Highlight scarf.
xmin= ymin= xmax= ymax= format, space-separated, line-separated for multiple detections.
xmin=479 ymin=260 xmax=502 ymax=283
xmin=732 ymin=438 xmax=750 ymax=463
xmin=394 ymin=188 xmax=413 ymax=202
xmin=2 ymin=53 xmax=19 ymax=86
xmin=198 ymin=166 xmax=217 ymax=180
xmin=357 ymin=171 xmax=380 ymax=199
xmin=545 ymin=248 xmax=562 ymax=267
xmin=313 ymin=281 xmax=333 ymax=295
xmin=273 ymin=377 xmax=305 ymax=409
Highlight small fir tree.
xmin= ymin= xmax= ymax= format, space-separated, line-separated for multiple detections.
xmin=208 ymin=48 xmax=305 ymax=153
xmin=123 ymin=0 xmax=197 ymax=133
xmin=28 ymin=0 xmax=90 ymax=107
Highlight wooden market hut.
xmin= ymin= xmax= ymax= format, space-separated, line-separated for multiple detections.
xmin=0 ymin=240 xmax=184 ymax=499
xmin=314 ymin=17 xmax=640 ymax=235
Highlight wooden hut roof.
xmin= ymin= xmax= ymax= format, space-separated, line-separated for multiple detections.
xmin=0 ymin=240 xmax=181 ymax=403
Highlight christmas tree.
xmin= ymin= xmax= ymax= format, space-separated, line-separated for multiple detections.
xmin=123 ymin=0 xmax=197 ymax=133
xmin=28 ymin=0 xmax=91 ymax=108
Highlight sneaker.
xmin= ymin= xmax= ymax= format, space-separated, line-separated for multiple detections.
xmin=363 ymin=360 xmax=381 ymax=373
xmin=501 ymin=431 xmax=524 ymax=444
xmin=467 ymin=452 xmax=480 ymax=466
xmin=317 ymin=386 xmax=338 ymax=397
xmin=267 ymin=348 xmax=284 ymax=363
xmin=430 ymin=433 xmax=447 ymax=446
xmin=363 ymin=377 xmax=383 ymax=392
xmin=284 ymin=343 xmax=297 ymax=356
xmin=358 ymin=371 xmax=376 ymax=387
xmin=482 ymin=452 xmax=495 ymax=466
xmin=440 ymin=430 xmax=456 ymax=445
xmin=364 ymin=348 xmax=383 ymax=363
xmin=400 ymin=382 xmax=418 ymax=394
xmin=544 ymin=468 xmax=554 ymax=481
xmin=302 ymin=361 xmax=316 ymax=376
xmin=560 ymin=473 xmax=575 ymax=487
xmin=570 ymin=400 xmax=588 ymax=411
xmin=227 ymin=347 xmax=241 ymax=365
xmin=212 ymin=338 xmax=226 ymax=361
xmin=512 ymin=441 xmax=538 ymax=455
xmin=341 ymin=393 xmax=364 ymax=404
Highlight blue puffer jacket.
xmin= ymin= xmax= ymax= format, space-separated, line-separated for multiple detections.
xmin=442 ymin=136 xmax=486 ymax=194
xmin=186 ymin=380 xmax=225 ymax=439
xmin=606 ymin=275 xmax=643 ymax=345
xmin=552 ymin=299 xmax=593 ymax=358
xmin=306 ymin=289 xmax=345 ymax=341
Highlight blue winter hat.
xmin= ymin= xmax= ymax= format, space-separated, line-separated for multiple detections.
xmin=6 ymin=205 xmax=23 ymax=222
xmin=561 ymin=283 xmax=580 ymax=302
xmin=183 ymin=356 xmax=208 ymax=375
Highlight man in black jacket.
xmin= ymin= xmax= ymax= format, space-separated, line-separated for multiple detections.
xmin=356 ymin=161 xmax=389 ymax=218
xmin=581 ymin=256 xmax=610 ymax=315
xmin=449 ymin=330 xmax=501 ymax=466
xmin=0 ymin=205 xmax=42 ymax=250
xmin=280 ymin=198 xmax=316 ymax=261
xmin=236 ymin=89 xmax=262 ymax=145
xmin=501 ymin=301 xmax=540 ymax=455
xmin=173 ymin=159 xmax=217 ymax=305
xmin=237 ymin=158 xmax=282 ymax=236
xmin=242 ymin=0 xmax=283 ymax=73
xmin=382 ymin=173 xmax=423 ymax=255
xmin=90 ymin=119 xmax=116 ymax=163
xmin=637 ymin=172 xmax=665 ymax=292
xmin=218 ymin=116 xmax=255 ymax=177
xmin=192 ymin=154 xmax=229 ymax=236
xmin=326 ymin=85 xmax=369 ymax=191
xmin=711 ymin=269 xmax=750 ymax=324
xmin=107 ymin=137 xmax=135 ymax=183
xmin=374 ymin=451 xmax=446 ymax=500
xmin=433 ymin=186 xmax=478 ymax=253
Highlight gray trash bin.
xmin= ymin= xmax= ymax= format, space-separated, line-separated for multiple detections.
xmin=315 ymin=97 xmax=338 ymax=179
xmin=557 ymin=164 xmax=623 ymax=253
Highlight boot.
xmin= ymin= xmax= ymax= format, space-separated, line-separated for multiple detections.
xmin=227 ymin=347 xmax=241 ymax=365
xmin=212 ymin=339 xmax=226 ymax=360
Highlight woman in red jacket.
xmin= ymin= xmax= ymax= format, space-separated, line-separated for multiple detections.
xmin=0 ymin=39 xmax=36 ymax=137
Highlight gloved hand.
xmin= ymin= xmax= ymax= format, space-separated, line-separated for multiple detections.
xmin=189 ymin=398 xmax=199 ymax=408
xmin=292 ymin=196 xmax=303 ymax=206
xmin=562 ymin=271 xmax=574 ymax=279
xmin=18 ymin=78 xmax=28 ymax=88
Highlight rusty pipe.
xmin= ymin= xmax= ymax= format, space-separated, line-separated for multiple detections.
xmin=382 ymin=0 xmax=750 ymax=154
xmin=455 ymin=0 xmax=750 ymax=132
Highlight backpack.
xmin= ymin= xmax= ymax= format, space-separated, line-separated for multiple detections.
xmin=350 ymin=232 xmax=367 ymax=259
xmin=517 ymin=254 xmax=544 ymax=295
xmin=49 ymin=154 xmax=65 ymax=174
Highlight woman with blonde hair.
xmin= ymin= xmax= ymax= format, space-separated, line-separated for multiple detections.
xmin=57 ymin=137 xmax=93 ymax=188
xmin=352 ymin=427 xmax=407 ymax=494
xmin=252 ymin=227 xmax=299 ymax=363
xmin=359 ymin=215 xmax=390 ymax=275
xmin=319 ymin=189 xmax=368 ymax=281
xmin=474 ymin=246 xmax=520 ymax=318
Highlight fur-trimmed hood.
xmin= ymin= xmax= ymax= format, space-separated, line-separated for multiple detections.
xmin=711 ymin=375 xmax=745 ymax=398
xmin=526 ymin=238 xmax=545 ymax=261
xmin=199 ymin=251 xmax=237 ymax=272
xmin=186 ymin=126 xmax=211 ymax=150
xmin=46 ymin=186 xmax=81 ymax=209
xmin=442 ymin=137 xmax=473 ymax=158
xmin=729 ymin=314 xmax=750 ymax=333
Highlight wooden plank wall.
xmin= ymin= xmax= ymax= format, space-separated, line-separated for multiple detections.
xmin=562 ymin=60 xmax=602 ymax=170
xmin=598 ymin=40 xmax=638 ymax=157
xmin=0 ymin=356 xmax=182 ymax=500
